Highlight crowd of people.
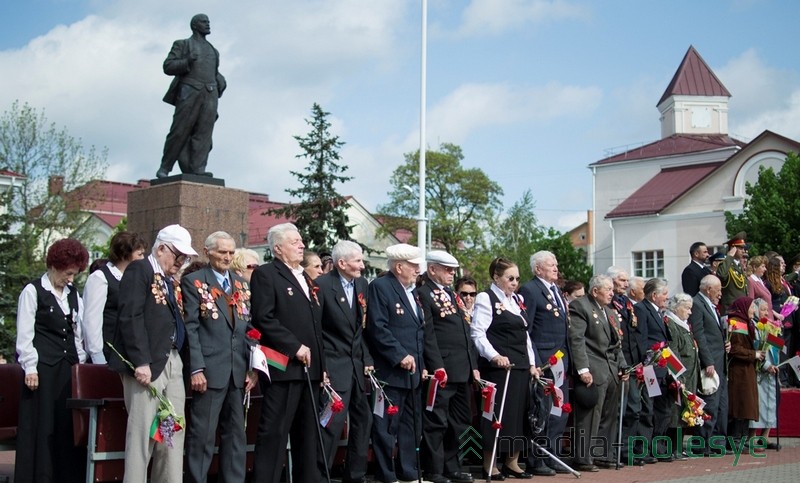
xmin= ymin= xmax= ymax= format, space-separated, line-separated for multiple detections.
xmin=13 ymin=224 xmax=800 ymax=483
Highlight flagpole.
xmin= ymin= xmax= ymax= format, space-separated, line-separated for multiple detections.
xmin=417 ymin=0 xmax=428 ymax=266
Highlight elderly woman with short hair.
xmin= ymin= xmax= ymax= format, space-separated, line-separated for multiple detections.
xmin=231 ymin=247 xmax=260 ymax=282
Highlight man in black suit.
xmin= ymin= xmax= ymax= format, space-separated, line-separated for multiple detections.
xmin=689 ymin=275 xmax=729 ymax=455
xmin=681 ymin=242 xmax=711 ymax=296
xmin=635 ymin=278 xmax=672 ymax=462
xmin=607 ymin=267 xmax=652 ymax=466
xmin=112 ymin=224 xmax=197 ymax=483
xmin=364 ymin=243 xmax=426 ymax=483
xmin=250 ymin=223 xmax=325 ymax=483
xmin=568 ymin=275 xmax=627 ymax=472
xmin=182 ymin=231 xmax=258 ymax=483
xmin=317 ymin=240 xmax=373 ymax=483
xmin=418 ymin=250 xmax=477 ymax=483
xmin=518 ymin=250 xmax=570 ymax=475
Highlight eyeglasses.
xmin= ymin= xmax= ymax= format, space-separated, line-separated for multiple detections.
xmin=165 ymin=244 xmax=188 ymax=264
xmin=246 ymin=264 xmax=259 ymax=270
xmin=459 ymin=291 xmax=478 ymax=298
xmin=506 ymin=276 xmax=521 ymax=282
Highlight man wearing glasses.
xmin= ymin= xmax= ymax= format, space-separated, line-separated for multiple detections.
xmin=111 ymin=224 xmax=197 ymax=483
xmin=418 ymin=251 xmax=478 ymax=483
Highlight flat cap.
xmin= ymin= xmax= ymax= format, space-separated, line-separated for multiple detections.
xmin=385 ymin=243 xmax=424 ymax=264
xmin=426 ymin=250 xmax=459 ymax=268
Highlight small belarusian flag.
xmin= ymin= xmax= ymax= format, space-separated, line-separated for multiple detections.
xmin=480 ymin=381 xmax=497 ymax=421
xmin=552 ymin=357 xmax=565 ymax=388
xmin=250 ymin=345 xmax=271 ymax=381
xmin=259 ymin=346 xmax=289 ymax=371
xmin=643 ymin=365 xmax=662 ymax=397
xmin=372 ymin=390 xmax=385 ymax=418
xmin=150 ymin=415 xmax=163 ymax=443
xmin=661 ymin=348 xmax=687 ymax=378
xmin=765 ymin=333 xmax=785 ymax=350
xmin=425 ymin=377 xmax=438 ymax=412
xmin=549 ymin=386 xmax=564 ymax=417
xmin=729 ymin=320 xmax=749 ymax=335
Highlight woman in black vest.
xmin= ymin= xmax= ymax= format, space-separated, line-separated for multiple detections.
xmin=81 ymin=231 xmax=147 ymax=364
xmin=15 ymin=238 xmax=89 ymax=483
xmin=471 ymin=257 xmax=541 ymax=480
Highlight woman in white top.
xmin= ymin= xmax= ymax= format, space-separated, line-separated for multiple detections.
xmin=15 ymin=238 xmax=89 ymax=483
xmin=471 ymin=256 xmax=541 ymax=479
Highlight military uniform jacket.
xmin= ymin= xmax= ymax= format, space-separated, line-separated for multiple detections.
xmin=568 ymin=295 xmax=626 ymax=385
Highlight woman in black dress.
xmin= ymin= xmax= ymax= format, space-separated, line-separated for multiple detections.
xmin=471 ymin=257 xmax=541 ymax=479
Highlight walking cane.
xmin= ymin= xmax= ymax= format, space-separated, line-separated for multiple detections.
xmin=487 ymin=366 xmax=513 ymax=482
xmin=529 ymin=440 xmax=581 ymax=478
xmin=304 ymin=365 xmax=331 ymax=483
xmin=616 ymin=379 xmax=627 ymax=470
xmin=409 ymin=371 xmax=422 ymax=483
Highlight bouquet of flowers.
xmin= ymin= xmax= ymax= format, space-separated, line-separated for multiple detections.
xmin=366 ymin=370 xmax=398 ymax=417
xmin=106 ymin=342 xmax=185 ymax=447
xmin=755 ymin=318 xmax=784 ymax=371
xmin=780 ymin=295 xmax=799 ymax=322
xmin=673 ymin=382 xmax=710 ymax=427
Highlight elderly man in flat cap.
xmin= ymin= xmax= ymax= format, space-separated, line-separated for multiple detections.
xmin=418 ymin=251 xmax=479 ymax=483
xmin=717 ymin=232 xmax=750 ymax=313
xmin=365 ymin=243 xmax=428 ymax=483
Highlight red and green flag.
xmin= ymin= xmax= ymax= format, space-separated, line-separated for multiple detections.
xmin=765 ymin=333 xmax=785 ymax=350
xmin=259 ymin=346 xmax=289 ymax=371
xmin=661 ymin=348 xmax=686 ymax=378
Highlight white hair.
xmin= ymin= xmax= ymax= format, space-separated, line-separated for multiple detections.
xmin=267 ymin=223 xmax=299 ymax=251
xmin=667 ymin=293 xmax=693 ymax=313
xmin=589 ymin=274 xmax=612 ymax=292
xmin=204 ymin=231 xmax=235 ymax=251
xmin=332 ymin=240 xmax=362 ymax=265
xmin=530 ymin=250 xmax=556 ymax=273
xmin=606 ymin=265 xmax=629 ymax=281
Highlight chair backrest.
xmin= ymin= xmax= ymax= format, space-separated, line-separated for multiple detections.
xmin=0 ymin=364 xmax=24 ymax=445
xmin=71 ymin=364 xmax=124 ymax=446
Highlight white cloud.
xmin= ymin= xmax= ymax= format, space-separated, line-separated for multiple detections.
xmin=457 ymin=0 xmax=588 ymax=36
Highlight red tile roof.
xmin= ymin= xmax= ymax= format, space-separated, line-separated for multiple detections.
xmin=592 ymin=134 xmax=742 ymax=166
xmin=247 ymin=193 xmax=292 ymax=246
xmin=658 ymin=46 xmax=731 ymax=106
xmin=605 ymin=162 xmax=724 ymax=219
xmin=0 ymin=169 xmax=26 ymax=178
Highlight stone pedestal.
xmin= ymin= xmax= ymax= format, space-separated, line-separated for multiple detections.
xmin=127 ymin=179 xmax=249 ymax=257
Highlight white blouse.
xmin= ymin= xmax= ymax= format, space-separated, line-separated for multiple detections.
xmin=81 ymin=262 xmax=123 ymax=364
xmin=470 ymin=283 xmax=536 ymax=366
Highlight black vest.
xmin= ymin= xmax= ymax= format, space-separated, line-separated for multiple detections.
xmin=480 ymin=290 xmax=529 ymax=370
xmin=31 ymin=278 xmax=80 ymax=366
xmin=99 ymin=264 xmax=120 ymax=363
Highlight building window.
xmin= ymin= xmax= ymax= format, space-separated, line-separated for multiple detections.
xmin=632 ymin=250 xmax=664 ymax=278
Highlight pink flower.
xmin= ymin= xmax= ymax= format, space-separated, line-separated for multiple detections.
xmin=331 ymin=400 xmax=345 ymax=413
xmin=387 ymin=405 xmax=399 ymax=416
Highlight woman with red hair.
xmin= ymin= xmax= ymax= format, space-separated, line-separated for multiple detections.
xmin=15 ymin=238 xmax=89 ymax=483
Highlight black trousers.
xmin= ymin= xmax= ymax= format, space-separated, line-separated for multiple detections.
xmin=319 ymin=372 xmax=373 ymax=480
xmin=420 ymin=380 xmax=473 ymax=475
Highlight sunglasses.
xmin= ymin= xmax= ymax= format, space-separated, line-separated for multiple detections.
xmin=459 ymin=291 xmax=478 ymax=298
xmin=246 ymin=264 xmax=259 ymax=270
xmin=506 ymin=276 xmax=521 ymax=282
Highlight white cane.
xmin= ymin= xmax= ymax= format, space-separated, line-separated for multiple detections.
xmin=487 ymin=365 xmax=513 ymax=482
xmin=616 ymin=379 xmax=627 ymax=470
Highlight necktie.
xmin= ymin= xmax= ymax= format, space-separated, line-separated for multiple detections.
xmin=223 ymin=277 xmax=231 ymax=294
xmin=166 ymin=280 xmax=185 ymax=350
xmin=550 ymin=285 xmax=563 ymax=312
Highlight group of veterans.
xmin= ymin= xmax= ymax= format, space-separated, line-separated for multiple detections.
xmin=13 ymin=223 xmax=799 ymax=483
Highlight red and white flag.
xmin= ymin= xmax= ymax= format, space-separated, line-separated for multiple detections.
xmin=643 ymin=365 xmax=662 ymax=397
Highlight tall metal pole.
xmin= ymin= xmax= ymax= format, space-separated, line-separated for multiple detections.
xmin=418 ymin=0 xmax=428 ymax=265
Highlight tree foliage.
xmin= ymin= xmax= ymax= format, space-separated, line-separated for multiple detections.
xmin=378 ymin=143 xmax=503 ymax=254
xmin=0 ymin=100 xmax=107 ymax=277
xmin=725 ymin=152 xmax=800 ymax=257
xmin=0 ymin=193 xmax=24 ymax=359
xmin=268 ymin=103 xmax=352 ymax=251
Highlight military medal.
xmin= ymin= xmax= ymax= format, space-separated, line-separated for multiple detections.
xmin=287 ymin=287 xmax=294 ymax=296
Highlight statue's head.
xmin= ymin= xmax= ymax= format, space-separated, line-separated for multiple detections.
xmin=190 ymin=14 xmax=210 ymax=33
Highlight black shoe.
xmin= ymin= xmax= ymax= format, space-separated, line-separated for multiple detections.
xmin=594 ymin=460 xmax=617 ymax=469
xmin=422 ymin=474 xmax=451 ymax=483
xmin=482 ymin=470 xmax=505 ymax=481
xmin=443 ymin=472 xmax=474 ymax=483
xmin=574 ymin=464 xmax=599 ymax=472
xmin=656 ymin=455 xmax=674 ymax=463
xmin=643 ymin=456 xmax=658 ymax=464
xmin=156 ymin=168 xmax=170 ymax=178
xmin=500 ymin=466 xmax=532 ymax=479
xmin=530 ymin=464 xmax=555 ymax=476
xmin=766 ymin=442 xmax=781 ymax=450
xmin=673 ymin=452 xmax=689 ymax=461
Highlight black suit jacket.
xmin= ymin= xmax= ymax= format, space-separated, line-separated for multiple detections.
xmin=611 ymin=294 xmax=647 ymax=365
xmin=317 ymin=270 xmax=373 ymax=392
xmin=249 ymin=259 xmax=325 ymax=381
xmin=681 ymin=262 xmax=711 ymax=297
xmin=182 ymin=266 xmax=251 ymax=389
xmin=689 ymin=293 xmax=726 ymax=375
xmin=111 ymin=258 xmax=182 ymax=380
xmin=417 ymin=280 xmax=477 ymax=384
xmin=365 ymin=272 xmax=425 ymax=389
xmin=518 ymin=278 xmax=570 ymax=372
xmin=636 ymin=300 xmax=670 ymax=379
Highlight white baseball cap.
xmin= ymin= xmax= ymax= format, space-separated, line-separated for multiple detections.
xmin=156 ymin=224 xmax=198 ymax=256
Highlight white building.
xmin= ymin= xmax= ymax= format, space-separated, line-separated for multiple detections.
xmin=590 ymin=46 xmax=800 ymax=293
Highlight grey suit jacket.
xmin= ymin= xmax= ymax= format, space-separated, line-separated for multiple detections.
xmin=568 ymin=295 xmax=626 ymax=385
xmin=182 ymin=266 xmax=251 ymax=389
xmin=689 ymin=293 xmax=726 ymax=375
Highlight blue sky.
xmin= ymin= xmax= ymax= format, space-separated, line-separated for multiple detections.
xmin=1 ymin=0 xmax=798 ymax=231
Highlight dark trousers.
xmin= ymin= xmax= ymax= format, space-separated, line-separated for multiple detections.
xmin=651 ymin=384 xmax=673 ymax=456
xmin=528 ymin=381 xmax=570 ymax=468
xmin=186 ymin=375 xmax=246 ymax=483
xmin=620 ymin=379 xmax=650 ymax=458
xmin=160 ymin=83 xmax=218 ymax=174
xmin=698 ymin=373 xmax=728 ymax=450
xmin=253 ymin=378 xmax=320 ymax=483
xmin=371 ymin=385 xmax=420 ymax=482
xmin=319 ymin=372 xmax=373 ymax=481
xmin=421 ymin=380 xmax=472 ymax=476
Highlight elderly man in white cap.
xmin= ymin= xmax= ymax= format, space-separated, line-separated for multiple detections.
xmin=111 ymin=224 xmax=197 ymax=483
xmin=418 ymin=251 xmax=479 ymax=483
xmin=365 ymin=243 xmax=429 ymax=483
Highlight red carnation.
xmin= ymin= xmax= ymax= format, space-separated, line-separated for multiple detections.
xmin=687 ymin=393 xmax=697 ymax=402
xmin=651 ymin=342 xmax=664 ymax=351
xmin=434 ymin=369 xmax=446 ymax=381
xmin=548 ymin=355 xmax=558 ymax=366
xmin=702 ymin=413 xmax=712 ymax=421
xmin=658 ymin=358 xmax=668 ymax=368
xmin=492 ymin=421 xmax=503 ymax=430
xmin=387 ymin=405 xmax=399 ymax=416
xmin=331 ymin=400 xmax=345 ymax=413
xmin=562 ymin=403 xmax=572 ymax=414
xmin=246 ymin=328 xmax=261 ymax=340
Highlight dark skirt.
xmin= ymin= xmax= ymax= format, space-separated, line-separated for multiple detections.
xmin=15 ymin=358 xmax=82 ymax=483
xmin=480 ymin=367 xmax=530 ymax=455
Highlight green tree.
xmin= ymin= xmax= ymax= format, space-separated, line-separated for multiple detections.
xmin=268 ymin=103 xmax=352 ymax=251
xmin=0 ymin=100 xmax=107 ymax=278
xmin=483 ymin=190 xmax=592 ymax=287
xmin=725 ymin=152 xmax=800 ymax=256
xmin=90 ymin=217 xmax=128 ymax=259
xmin=378 ymin=143 xmax=503 ymax=254
xmin=0 ymin=193 xmax=25 ymax=359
